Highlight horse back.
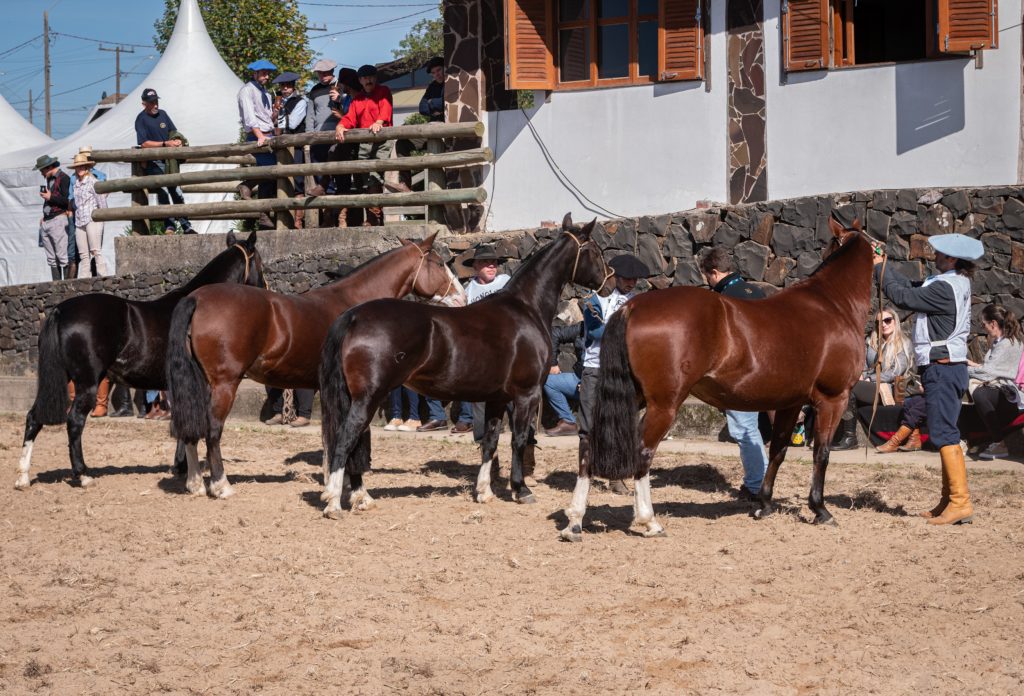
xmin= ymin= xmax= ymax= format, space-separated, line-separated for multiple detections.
xmin=54 ymin=293 xmax=130 ymax=381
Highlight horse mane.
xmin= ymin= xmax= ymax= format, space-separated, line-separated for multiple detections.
xmin=501 ymin=234 xmax=564 ymax=292
xmin=172 ymin=241 xmax=254 ymax=297
xmin=786 ymin=230 xmax=870 ymax=289
xmin=325 ymin=243 xmax=412 ymax=285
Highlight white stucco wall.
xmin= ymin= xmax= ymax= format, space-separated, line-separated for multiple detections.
xmin=482 ymin=2 xmax=729 ymax=231
xmin=764 ymin=0 xmax=1021 ymax=200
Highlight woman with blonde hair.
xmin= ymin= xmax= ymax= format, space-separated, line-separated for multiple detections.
xmin=70 ymin=152 xmax=108 ymax=277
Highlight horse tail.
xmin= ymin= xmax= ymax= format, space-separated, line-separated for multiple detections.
xmin=319 ymin=310 xmax=366 ymax=475
xmin=166 ymin=297 xmax=210 ymax=443
xmin=589 ymin=307 xmax=641 ymax=480
xmin=32 ymin=308 xmax=69 ymax=425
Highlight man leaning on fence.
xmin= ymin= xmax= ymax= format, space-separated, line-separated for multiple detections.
xmin=134 ymin=88 xmax=195 ymax=234
xmin=237 ymin=58 xmax=279 ymax=229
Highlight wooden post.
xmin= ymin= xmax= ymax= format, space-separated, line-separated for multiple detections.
xmin=426 ymin=138 xmax=446 ymax=224
xmin=275 ymin=146 xmax=295 ymax=230
xmin=129 ymin=161 xmax=150 ymax=236
xmin=303 ymin=144 xmax=318 ymax=229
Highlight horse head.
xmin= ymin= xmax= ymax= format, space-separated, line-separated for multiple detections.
xmin=403 ymin=233 xmax=467 ymax=307
xmin=824 ymin=217 xmax=865 ymax=260
xmin=225 ymin=229 xmax=267 ymax=289
xmin=561 ymin=213 xmax=611 ymax=292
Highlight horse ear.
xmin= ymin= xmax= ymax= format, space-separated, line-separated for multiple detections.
xmin=828 ymin=217 xmax=844 ymax=237
xmin=562 ymin=212 xmax=574 ymax=230
xmin=399 ymin=238 xmax=415 ymax=247
xmin=420 ymin=232 xmax=438 ymax=248
xmin=579 ymin=217 xmax=598 ymax=238
xmin=851 ymin=217 xmax=863 ymax=232
xmin=225 ymin=230 xmax=237 ymax=247
xmin=246 ymin=230 xmax=258 ymax=246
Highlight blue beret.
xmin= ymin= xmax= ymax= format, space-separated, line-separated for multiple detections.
xmin=247 ymin=59 xmax=277 ymax=71
xmin=272 ymin=71 xmax=300 ymax=84
xmin=929 ymin=233 xmax=984 ymax=261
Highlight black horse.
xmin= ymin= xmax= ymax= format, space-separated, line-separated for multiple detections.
xmin=317 ymin=214 xmax=609 ymax=517
xmin=15 ymin=230 xmax=265 ymax=490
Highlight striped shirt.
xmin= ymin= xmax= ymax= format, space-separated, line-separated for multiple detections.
xmin=237 ymin=80 xmax=274 ymax=134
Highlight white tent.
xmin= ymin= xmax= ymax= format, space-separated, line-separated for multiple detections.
xmin=0 ymin=92 xmax=53 ymax=153
xmin=0 ymin=0 xmax=244 ymax=286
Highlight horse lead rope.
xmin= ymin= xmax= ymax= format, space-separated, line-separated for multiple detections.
xmin=232 ymin=242 xmax=268 ymax=289
xmin=563 ymin=231 xmax=614 ymax=291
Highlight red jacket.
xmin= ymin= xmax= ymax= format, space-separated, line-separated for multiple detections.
xmin=341 ymin=85 xmax=393 ymax=129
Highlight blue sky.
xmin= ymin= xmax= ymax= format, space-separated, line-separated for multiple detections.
xmin=0 ymin=0 xmax=439 ymax=139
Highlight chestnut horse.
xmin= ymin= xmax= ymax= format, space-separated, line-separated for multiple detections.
xmin=16 ymin=230 xmax=265 ymax=490
xmin=561 ymin=218 xmax=873 ymax=541
xmin=317 ymin=215 xmax=610 ymax=517
xmin=166 ymin=234 xmax=465 ymax=499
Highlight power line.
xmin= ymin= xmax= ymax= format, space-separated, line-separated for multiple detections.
xmin=318 ymin=8 xmax=436 ymax=38
xmin=300 ymin=2 xmax=436 ymax=6
xmin=0 ymin=33 xmax=42 ymax=59
xmin=51 ymin=31 xmax=152 ymax=49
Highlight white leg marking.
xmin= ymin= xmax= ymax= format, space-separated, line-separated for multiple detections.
xmin=559 ymin=477 xmax=591 ymax=541
xmin=184 ymin=443 xmax=206 ymax=496
xmin=475 ymin=459 xmax=495 ymax=503
xmin=350 ymin=487 xmax=376 ymax=512
xmin=633 ymin=475 xmax=665 ymax=538
xmin=208 ymin=476 xmax=234 ymax=499
xmin=79 ymin=475 xmax=95 ymax=488
xmin=14 ymin=442 xmax=34 ymax=490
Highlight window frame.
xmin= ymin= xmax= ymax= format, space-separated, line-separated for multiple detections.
xmin=555 ymin=0 xmax=661 ymax=89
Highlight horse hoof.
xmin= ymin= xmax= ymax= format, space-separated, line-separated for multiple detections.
xmin=753 ymin=506 xmax=773 ymax=520
xmin=323 ymin=506 xmax=345 ymax=520
xmin=641 ymin=526 xmax=666 ymax=538
xmin=78 ymin=475 xmax=95 ymax=489
xmin=812 ymin=514 xmax=837 ymax=527
xmin=211 ymin=484 xmax=234 ymax=499
xmin=14 ymin=475 xmax=30 ymax=491
xmin=516 ymin=492 xmax=537 ymax=505
xmin=353 ymin=496 xmax=375 ymax=512
xmin=186 ymin=480 xmax=206 ymax=496
xmin=559 ymin=525 xmax=583 ymax=543
xmin=319 ymin=489 xmax=332 ymax=503
xmin=476 ymin=490 xmax=495 ymax=504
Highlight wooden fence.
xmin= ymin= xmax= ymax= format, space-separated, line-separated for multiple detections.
xmin=90 ymin=122 xmax=489 ymax=233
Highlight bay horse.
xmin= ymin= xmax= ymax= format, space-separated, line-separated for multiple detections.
xmin=15 ymin=230 xmax=265 ymax=490
xmin=561 ymin=218 xmax=873 ymax=541
xmin=317 ymin=214 xmax=610 ymax=518
xmin=166 ymin=233 xmax=465 ymax=499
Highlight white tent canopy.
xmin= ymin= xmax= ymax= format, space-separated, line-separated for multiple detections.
xmin=0 ymin=0 xmax=244 ymax=286
xmin=0 ymin=92 xmax=52 ymax=154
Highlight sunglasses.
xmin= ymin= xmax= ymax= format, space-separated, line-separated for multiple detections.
xmin=882 ymin=317 xmax=895 ymax=325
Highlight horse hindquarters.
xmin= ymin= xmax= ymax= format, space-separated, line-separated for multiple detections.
xmin=31 ymin=308 xmax=69 ymax=426
xmin=166 ymin=297 xmax=211 ymax=444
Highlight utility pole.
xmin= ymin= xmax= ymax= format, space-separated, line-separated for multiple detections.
xmin=43 ymin=11 xmax=51 ymax=136
xmin=28 ymin=90 xmax=33 ymax=125
xmin=99 ymin=44 xmax=135 ymax=102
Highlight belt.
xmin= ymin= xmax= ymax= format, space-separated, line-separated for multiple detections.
xmin=930 ymin=359 xmax=966 ymax=365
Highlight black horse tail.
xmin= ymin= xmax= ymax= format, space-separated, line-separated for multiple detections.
xmin=589 ymin=307 xmax=641 ymax=480
xmin=32 ymin=308 xmax=69 ymax=425
xmin=319 ymin=310 xmax=369 ymax=476
xmin=166 ymin=297 xmax=210 ymax=443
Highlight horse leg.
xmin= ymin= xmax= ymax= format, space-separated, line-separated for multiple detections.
xmin=171 ymin=439 xmax=187 ymax=478
xmin=347 ymin=431 xmax=374 ymax=512
xmin=807 ymin=396 xmax=845 ymax=526
xmin=184 ymin=442 xmax=205 ymax=496
xmin=323 ymin=397 xmax=377 ymax=518
xmin=755 ymin=406 xmax=801 ymax=520
xmin=15 ymin=411 xmax=46 ymax=490
xmin=509 ymin=392 xmax=540 ymax=504
xmin=559 ymin=436 xmax=593 ymax=542
xmin=632 ymin=403 xmax=676 ymax=538
xmin=205 ymin=383 xmax=238 ymax=499
xmin=66 ymin=381 xmax=98 ymax=487
xmin=474 ymin=401 xmax=506 ymax=503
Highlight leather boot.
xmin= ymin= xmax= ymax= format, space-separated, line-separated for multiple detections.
xmin=293 ymin=196 xmax=304 ymax=229
xmin=876 ymin=425 xmax=912 ymax=454
xmin=898 ymin=428 xmax=922 ymax=452
xmin=337 ymin=208 xmax=348 ymax=228
xmin=830 ymin=394 xmax=858 ymax=450
xmin=919 ymin=464 xmax=950 ymax=519
xmin=66 ymin=261 xmax=78 ymax=280
xmin=50 ymin=266 xmax=61 ymax=281
xmin=363 ymin=180 xmax=383 ymax=227
xmin=91 ymin=377 xmax=109 ymax=417
xmin=928 ymin=445 xmax=973 ymax=525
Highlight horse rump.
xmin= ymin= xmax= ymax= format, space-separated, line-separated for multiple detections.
xmin=32 ymin=308 xmax=69 ymax=425
xmin=589 ymin=308 xmax=641 ymax=480
xmin=318 ymin=310 xmax=370 ymax=476
xmin=166 ymin=297 xmax=211 ymax=443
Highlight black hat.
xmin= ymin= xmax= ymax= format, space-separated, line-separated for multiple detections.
xmin=356 ymin=64 xmax=378 ymax=78
xmin=609 ymin=253 xmax=649 ymax=279
xmin=272 ymin=71 xmax=300 ymax=84
xmin=141 ymin=87 xmax=159 ymax=103
xmin=337 ymin=67 xmax=360 ymax=91
xmin=462 ymin=243 xmax=505 ymax=267
xmin=425 ymin=56 xmax=444 ymax=71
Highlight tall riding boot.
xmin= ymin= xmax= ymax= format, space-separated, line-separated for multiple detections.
xmin=363 ymin=180 xmax=383 ymax=227
xmin=876 ymin=425 xmax=912 ymax=454
xmin=928 ymin=445 xmax=973 ymax=525
xmin=899 ymin=428 xmax=922 ymax=452
xmin=919 ymin=464 xmax=950 ymax=519
xmin=50 ymin=266 xmax=61 ymax=281
xmin=91 ymin=377 xmax=110 ymax=417
xmin=831 ymin=396 xmax=859 ymax=450
xmin=66 ymin=261 xmax=78 ymax=280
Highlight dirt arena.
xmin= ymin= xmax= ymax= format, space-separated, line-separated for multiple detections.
xmin=1 ymin=413 xmax=1022 ymax=694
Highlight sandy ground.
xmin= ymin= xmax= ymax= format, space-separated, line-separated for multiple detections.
xmin=2 ymin=413 xmax=1023 ymax=695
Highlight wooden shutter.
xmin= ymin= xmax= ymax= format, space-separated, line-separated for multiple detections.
xmin=659 ymin=0 xmax=704 ymax=81
xmin=505 ymin=0 xmax=555 ymax=90
xmin=783 ymin=0 xmax=829 ymax=72
xmin=938 ymin=0 xmax=998 ymax=53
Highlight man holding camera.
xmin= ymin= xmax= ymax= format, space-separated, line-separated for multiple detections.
xmin=134 ymin=88 xmax=195 ymax=234
xmin=34 ymin=154 xmax=71 ymax=280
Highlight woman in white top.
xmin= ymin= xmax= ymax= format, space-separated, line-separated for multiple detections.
xmin=70 ymin=152 xmax=108 ymax=277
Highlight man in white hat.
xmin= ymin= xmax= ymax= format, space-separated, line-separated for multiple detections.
xmin=874 ymin=232 xmax=984 ymax=526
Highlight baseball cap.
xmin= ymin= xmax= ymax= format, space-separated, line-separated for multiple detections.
xmin=141 ymin=88 xmax=159 ymax=103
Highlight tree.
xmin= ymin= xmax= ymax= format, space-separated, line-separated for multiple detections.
xmin=154 ymin=0 xmax=313 ymax=82
xmin=392 ymin=4 xmax=443 ymax=71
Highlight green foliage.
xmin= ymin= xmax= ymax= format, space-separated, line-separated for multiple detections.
xmin=392 ymin=4 xmax=443 ymax=70
xmin=403 ymin=112 xmax=429 ymax=126
xmin=154 ymin=0 xmax=314 ymax=82
xmin=517 ymin=90 xmax=535 ymax=110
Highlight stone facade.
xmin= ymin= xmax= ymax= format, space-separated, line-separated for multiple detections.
xmin=727 ymin=0 xmax=767 ymax=204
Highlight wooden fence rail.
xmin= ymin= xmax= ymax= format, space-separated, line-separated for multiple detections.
xmin=90 ymin=122 xmax=487 ymax=233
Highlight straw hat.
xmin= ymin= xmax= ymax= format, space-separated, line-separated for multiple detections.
xmin=71 ymin=152 xmax=96 ymax=168
xmin=78 ymin=145 xmax=94 ymax=155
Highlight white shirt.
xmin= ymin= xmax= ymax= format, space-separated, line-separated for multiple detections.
xmin=238 ymin=80 xmax=274 ymax=133
xmin=583 ymin=289 xmax=634 ymax=368
xmin=465 ymin=274 xmax=510 ymax=304
xmin=277 ymin=97 xmax=307 ymax=132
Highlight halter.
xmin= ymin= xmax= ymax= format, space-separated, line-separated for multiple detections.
xmin=407 ymin=246 xmax=461 ymax=304
xmin=233 ymin=243 xmax=267 ymax=288
xmin=564 ymin=230 xmax=614 ymax=292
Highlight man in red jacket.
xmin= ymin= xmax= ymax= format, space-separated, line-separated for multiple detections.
xmin=334 ymin=64 xmax=393 ymax=226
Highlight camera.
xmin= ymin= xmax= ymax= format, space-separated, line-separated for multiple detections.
xmin=39 ymin=185 xmax=46 ymax=193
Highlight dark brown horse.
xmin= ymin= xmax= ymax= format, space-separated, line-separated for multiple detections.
xmin=562 ymin=218 xmax=873 ymax=541
xmin=317 ymin=215 xmax=610 ymax=517
xmin=166 ymin=233 xmax=465 ymax=499
xmin=16 ymin=231 xmax=265 ymax=490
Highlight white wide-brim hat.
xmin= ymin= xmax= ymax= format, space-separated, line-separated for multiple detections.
xmin=930 ymin=233 xmax=984 ymax=261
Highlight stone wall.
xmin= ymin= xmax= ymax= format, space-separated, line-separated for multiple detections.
xmin=3 ymin=185 xmax=1024 ymax=377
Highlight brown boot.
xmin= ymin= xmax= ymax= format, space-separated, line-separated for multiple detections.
xmin=898 ymin=428 xmax=922 ymax=452
xmin=521 ymin=445 xmax=537 ymax=488
xmin=293 ymin=196 xmax=305 ymax=229
xmin=928 ymin=445 xmax=973 ymax=525
xmin=875 ymin=425 xmax=912 ymax=454
xmin=337 ymin=208 xmax=348 ymax=228
xmin=91 ymin=377 xmax=109 ymax=417
xmin=363 ymin=180 xmax=383 ymax=227
xmin=919 ymin=464 xmax=950 ymax=519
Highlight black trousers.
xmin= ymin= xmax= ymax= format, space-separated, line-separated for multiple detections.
xmin=972 ymin=385 xmax=1020 ymax=440
xmin=265 ymin=387 xmax=314 ymax=419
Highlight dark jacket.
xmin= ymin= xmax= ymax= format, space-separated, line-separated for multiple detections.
xmin=43 ymin=169 xmax=71 ymax=221
xmin=874 ymin=265 xmax=960 ymax=363
xmin=550 ymin=322 xmax=584 ymax=377
xmin=712 ymin=272 xmax=765 ymax=299
xmin=419 ymin=80 xmax=444 ymax=122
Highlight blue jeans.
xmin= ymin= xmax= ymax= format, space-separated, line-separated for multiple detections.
xmin=725 ymin=409 xmax=768 ymax=492
xmin=921 ymin=363 xmax=968 ymax=448
xmin=389 ymin=388 xmax=445 ymax=422
xmin=543 ymin=372 xmax=580 ymax=424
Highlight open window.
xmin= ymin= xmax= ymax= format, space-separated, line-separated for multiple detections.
xmin=783 ymin=0 xmax=997 ymax=72
xmin=505 ymin=0 xmax=704 ymax=90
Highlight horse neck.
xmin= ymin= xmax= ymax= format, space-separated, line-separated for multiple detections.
xmin=504 ymin=238 xmax=575 ymax=324
xmin=165 ymin=252 xmax=246 ymax=299
xmin=317 ymin=246 xmax=420 ymax=304
xmin=808 ymin=238 xmax=874 ymax=322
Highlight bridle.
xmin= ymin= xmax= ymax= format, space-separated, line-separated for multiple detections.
xmin=233 ymin=243 xmax=267 ymax=289
xmin=564 ymin=230 xmax=614 ymax=292
xmin=407 ymin=246 xmax=460 ymax=303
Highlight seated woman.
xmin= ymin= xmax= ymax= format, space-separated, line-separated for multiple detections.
xmin=966 ymin=304 xmax=1024 ymax=460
